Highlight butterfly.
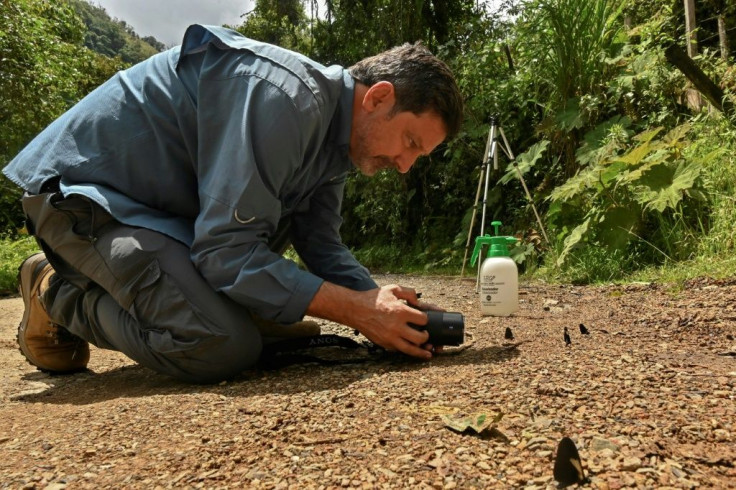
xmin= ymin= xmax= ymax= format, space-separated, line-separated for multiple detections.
xmin=553 ymin=436 xmax=589 ymax=488
xmin=505 ymin=327 xmax=514 ymax=340
xmin=564 ymin=327 xmax=572 ymax=346
xmin=579 ymin=323 xmax=590 ymax=335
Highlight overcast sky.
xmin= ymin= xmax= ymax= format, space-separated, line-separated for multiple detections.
xmin=90 ymin=0 xmax=255 ymax=47
xmin=89 ymin=0 xmax=504 ymax=49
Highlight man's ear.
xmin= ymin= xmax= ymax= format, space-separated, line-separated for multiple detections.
xmin=362 ymin=81 xmax=395 ymax=113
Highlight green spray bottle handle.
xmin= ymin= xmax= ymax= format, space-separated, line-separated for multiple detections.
xmin=470 ymin=235 xmax=492 ymax=266
xmin=471 ymin=221 xmax=516 ymax=265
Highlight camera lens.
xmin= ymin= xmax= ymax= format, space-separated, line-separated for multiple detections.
xmin=424 ymin=311 xmax=465 ymax=346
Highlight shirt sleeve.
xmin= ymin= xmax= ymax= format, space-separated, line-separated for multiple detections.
xmin=190 ymin=73 xmax=325 ymax=324
xmin=291 ymin=175 xmax=378 ymax=291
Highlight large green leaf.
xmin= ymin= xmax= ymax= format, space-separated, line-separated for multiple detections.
xmin=613 ymin=132 xmax=665 ymax=167
xmin=616 ymin=149 xmax=669 ymax=186
xmin=662 ymin=123 xmax=691 ymax=146
xmin=547 ymin=199 xmax=587 ymax=231
xmin=556 ymin=98 xmax=584 ymax=131
xmin=499 ymin=140 xmax=550 ymax=185
xmin=597 ymin=204 xmax=641 ymax=250
xmin=635 ymin=161 xmax=702 ymax=212
xmin=557 ymin=216 xmax=592 ymax=266
xmin=600 ymin=160 xmax=626 ymax=185
xmin=548 ymin=166 xmax=600 ymax=202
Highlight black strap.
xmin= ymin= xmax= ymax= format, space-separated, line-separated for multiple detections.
xmin=258 ymin=334 xmax=384 ymax=370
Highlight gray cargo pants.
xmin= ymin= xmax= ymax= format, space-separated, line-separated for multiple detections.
xmin=22 ymin=191 xmax=262 ymax=383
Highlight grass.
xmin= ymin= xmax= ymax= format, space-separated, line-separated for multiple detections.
xmin=526 ymin=247 xmax=736 ymax=288
xmin=629 ymin=254 xmax=736 ymax=285
xmin=0 ymin=236 xmax=39 ymax=295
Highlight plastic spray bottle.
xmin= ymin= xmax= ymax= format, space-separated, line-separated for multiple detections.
xmin=470 ymin=221 xmax=518 ymax=316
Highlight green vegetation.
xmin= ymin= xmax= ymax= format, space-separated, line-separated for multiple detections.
xmin=68 ymin=0 xmax=165 ymax=62
xmin=0 ymin=237 xmax=39 ymax=295
xmin=1 ymin=0 xmax=126 ymax=235
xmin=1 ymin=0 xmax=735 ymax=296
xmin=0 ymin=0 xmax=164 ymax=240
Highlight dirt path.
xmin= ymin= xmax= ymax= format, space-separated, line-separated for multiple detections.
xmin=1 ymin=275 xmax=735 ymax=489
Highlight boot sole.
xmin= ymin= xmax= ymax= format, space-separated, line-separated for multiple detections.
xmin=16 ymin=253 xmax=86 ymax=374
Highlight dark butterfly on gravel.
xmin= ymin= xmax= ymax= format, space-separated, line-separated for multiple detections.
xmin=505 ymin=327 xmax=514 ymax=340
xmin=564 ymin=327 xmax=572 ymax=346
xmin=579 ymin=323 xmax=590 ymax=335
xmin=553 ymin=436 xmax=589 ymax=488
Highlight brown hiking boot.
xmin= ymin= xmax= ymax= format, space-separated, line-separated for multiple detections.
xmin=252 ymin=315 xmax=321 ymax=339
xmin=17 ymin=253 xmax=89 ymax=373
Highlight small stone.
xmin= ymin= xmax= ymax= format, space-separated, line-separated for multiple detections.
xmin=590 ymin=438 xmax=620 ymax=453
xmin=527 ymin=436 xmax=547 ymax=448
xmin=598 ymin=448 xmax=615 ymax=459
xmin=622 ymin=457 xmax=642 ymax=471
xmin=713 ymin=429 xmax=730 ymax=441
xmin=607 ymin=477 xmax=624 ymax=489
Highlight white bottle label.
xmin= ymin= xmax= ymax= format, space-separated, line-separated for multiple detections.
xmin=480 ymin=275 xmax=504 ymax=306
xmin=479 ymin=258 xmax=518 ymax=316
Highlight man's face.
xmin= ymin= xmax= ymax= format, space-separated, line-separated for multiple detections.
xmin=350 ymin=84 xmax=447 ymax=176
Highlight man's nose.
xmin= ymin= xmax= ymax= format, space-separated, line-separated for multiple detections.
xmin=395 ymin=152 xmax=418 ymax=174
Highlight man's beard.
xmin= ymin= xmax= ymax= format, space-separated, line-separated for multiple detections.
xmin=350 ymin=115 xmax=394 ymax=176
xmin=354 ymin=155 xmax=394 ymax=176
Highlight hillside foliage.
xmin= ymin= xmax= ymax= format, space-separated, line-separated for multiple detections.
xmin=68 ymin=0 xmax=165 ymax=62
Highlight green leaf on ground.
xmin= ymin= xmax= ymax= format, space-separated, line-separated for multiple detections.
xmin=440 ymin=412 xmax=505 ymax=439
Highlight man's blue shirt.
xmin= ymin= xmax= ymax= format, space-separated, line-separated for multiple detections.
xmin=3 ymin=24 xmax=377 ymax=322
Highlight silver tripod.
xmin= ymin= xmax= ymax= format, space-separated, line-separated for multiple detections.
xmin=460 ymin=117 xmax=549 ymax=288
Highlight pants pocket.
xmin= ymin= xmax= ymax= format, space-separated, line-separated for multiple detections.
xmin=130 ymin=262 xmax=222 ymax=355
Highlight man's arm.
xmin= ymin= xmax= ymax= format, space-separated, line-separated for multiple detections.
xmin=290 ymin=174 xmax=377 ymax=291
xmin=307 ymin=281 xmax=434 ymax=359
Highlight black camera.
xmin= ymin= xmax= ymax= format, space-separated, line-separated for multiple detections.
xmin=409 ymin=310 xmax=465 ymax=346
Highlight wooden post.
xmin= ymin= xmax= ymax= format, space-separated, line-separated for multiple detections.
xmin=718 ymin=14 xmax=730 ymax=61
xmin=683 ymin=0 xmax=698 ymax=58
xmin=665 ymin=44 xmax=735 ymax=123
xmin=682 ymin=0 xmax=701 ymax=109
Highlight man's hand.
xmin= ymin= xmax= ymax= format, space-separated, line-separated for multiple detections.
xmin=306 ymin=282 xmax=437 ymax=359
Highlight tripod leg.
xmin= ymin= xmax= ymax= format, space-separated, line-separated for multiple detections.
xmin=501 ymin=126 xmax=550 ymax=246
xmin=477 ymin=167 xmax=496 ymax=289
xmin=463 ymin=123 xmax=495 ymax=277
xmin=514 ymin=164 xmax=551 ymax=246
xmin=498 ymin=127 xmax=515 ymax=160
xmin=461 ymin=165 xmax=485 ymax=276
xmin=475 ymin=121 xmax=498 ymax=291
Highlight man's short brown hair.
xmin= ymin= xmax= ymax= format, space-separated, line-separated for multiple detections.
xmin=349 ymin=42 xmax=464 ymax=140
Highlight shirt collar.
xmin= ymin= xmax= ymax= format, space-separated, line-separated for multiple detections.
xmin=330 ymin=70 xmax=354 ymax=165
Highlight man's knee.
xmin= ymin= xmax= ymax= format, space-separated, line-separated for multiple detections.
xmin=164 ymin=326 xmax=262 ymax=384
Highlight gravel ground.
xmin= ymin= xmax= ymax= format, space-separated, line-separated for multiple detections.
xmin=1 ymin=274 xmax=735 ymax=489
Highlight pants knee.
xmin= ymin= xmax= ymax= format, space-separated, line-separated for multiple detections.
xmin=164 ymin=328 xmax=263 ymax=384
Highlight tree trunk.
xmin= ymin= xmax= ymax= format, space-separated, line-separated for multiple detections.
xmin=683 ymin=0 xmax=697 ymax=58
xmin=624 ymin=15 xmax=632 ymax=31
xmin=682 ymin=0 xmax=701 ymax=109
xmin=718 ymin=14 xmax=730 ymax=61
